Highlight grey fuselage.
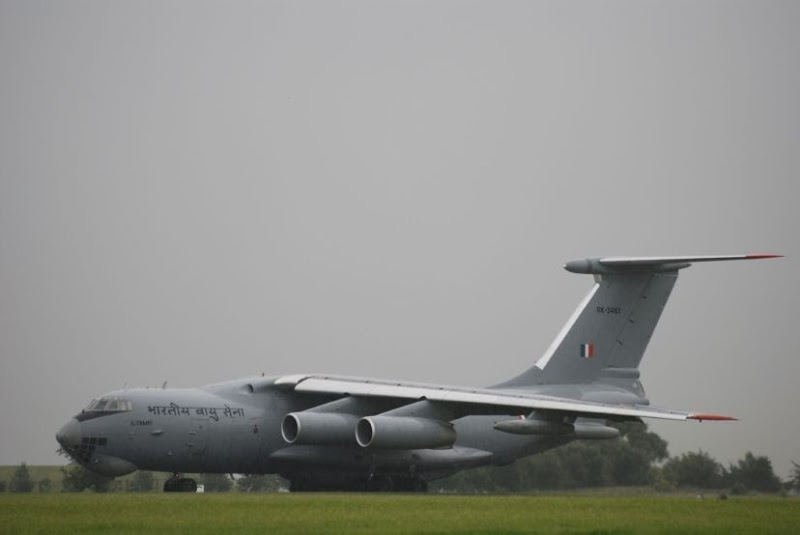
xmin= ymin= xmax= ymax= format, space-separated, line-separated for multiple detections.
xmin=57 ymin=375 xmax=593 ymax=483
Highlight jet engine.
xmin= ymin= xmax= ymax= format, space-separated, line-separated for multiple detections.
xmin=355 ymin=416 xmax=456 ymax=449
xmin=281 ymin=412 xmax=360 ymax=445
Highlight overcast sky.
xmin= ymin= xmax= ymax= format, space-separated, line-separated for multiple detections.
xmin=1 ymin=1 xmax=798 ymax=477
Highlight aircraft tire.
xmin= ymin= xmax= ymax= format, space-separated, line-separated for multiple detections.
xmin=163 ymin=476 xmax=178 ymax=492
xmin=177 ymin=478 xmax=197 ymax=492
xmin=164 ymin=476 xmax=197 ymax=492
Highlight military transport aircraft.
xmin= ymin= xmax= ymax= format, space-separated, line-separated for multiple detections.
xmin=56 ymin=254 xmax=780 ymax=492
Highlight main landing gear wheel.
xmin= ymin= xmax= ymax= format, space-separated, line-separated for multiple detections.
xmin=164 ymin=475 xmax=198 ymax=492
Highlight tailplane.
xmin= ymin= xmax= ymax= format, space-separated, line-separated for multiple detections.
xmin=497 ymin=254 xmax=781 ymax=389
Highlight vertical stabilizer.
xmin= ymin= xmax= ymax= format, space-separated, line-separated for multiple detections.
xmin=497 ymin=254 xmax=781 ymax=388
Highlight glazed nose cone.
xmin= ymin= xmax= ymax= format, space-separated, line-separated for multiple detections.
xmin=56 ymin=418 xmax=81 ymax=448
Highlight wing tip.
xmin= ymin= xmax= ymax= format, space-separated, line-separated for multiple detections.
xmin=688 ymin=413 xmax=738 ymax=422
xmin=745 ymin=254 xmax=783 ymax=259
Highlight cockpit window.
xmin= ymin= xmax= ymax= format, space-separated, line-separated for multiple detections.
xmin=85 ymin=397 xmax=133 ymax=412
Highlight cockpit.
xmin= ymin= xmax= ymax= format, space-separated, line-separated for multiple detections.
xmin=75 ymin=396 xmax=134 ymax=422
xmin=85 ymin=397 xmax=134 ymax=412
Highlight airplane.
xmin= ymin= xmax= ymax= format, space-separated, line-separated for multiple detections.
xmin=56 ymin=254 xmax=780 ymax=492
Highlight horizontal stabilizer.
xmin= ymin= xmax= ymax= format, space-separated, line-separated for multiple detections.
xmin=565 ymin=254 xmax=782 ymax=274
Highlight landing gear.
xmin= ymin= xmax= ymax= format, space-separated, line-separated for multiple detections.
xmin=163 ymin=474 xmax=197 ymax=492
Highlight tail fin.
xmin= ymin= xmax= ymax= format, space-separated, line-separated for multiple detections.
xmin=498 ymin=254 xmax=781 ymax=388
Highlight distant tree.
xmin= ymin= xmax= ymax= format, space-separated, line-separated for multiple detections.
xmin=61 ymin=464 xmax=113 ymax=493
xmin=524 ymin=454 xmax=569 ymax=490
xmin=650 ymin=467 xmax=676 ymax=492
xmin=431 ymin=422 xmax=668 ymax=493
xmin=202 ymin=473 xmax=233 ymax=492
xmin=129 ymin=471 xmax=155 ymax=492
xmin=453 ymin=465 xmax=498 ymax=493
xmin=618 ymin=422 xmax=669 ymax=463
xmin=431 ymin=465 xmax=497 ymax=493
xmin=725 ymin=452 xmax=782 ymax=493
xmin=552 ymin=442 xmax=609 ymax=488
xmin=38 ymin=478 xmax=52 ymax=493
xmin=663 ymin=450 xmax=725 ymax=489
xmin=606 ymin=441 xmax=653 ymax=486
xmin=10 ymin=463 xmax=34 ymax=493
xmin=568 ymin=422 xmax=665 ymax=488
xmin=0 ymin=481 xmax=7 ymax=492
xmin=575 ymin=444 xmax=610 ymax=487
xmin=236 ymin=474 xmax=283 ymax=492
xmin=730 ymin=482 xmax=748 ymax=495
xmin=789 ymin=461 xmax=800 ymax=491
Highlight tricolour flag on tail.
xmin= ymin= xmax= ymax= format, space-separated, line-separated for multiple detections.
xmin=580 ymin=343 xmax=594 ymax=359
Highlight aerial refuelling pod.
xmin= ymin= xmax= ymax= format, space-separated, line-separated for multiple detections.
xmin=493 ymin=418 xmax=619 ymax=440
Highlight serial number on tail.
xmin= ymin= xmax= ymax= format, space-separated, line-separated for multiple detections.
xmin=596 ymin=306 xmax=621 ymax=314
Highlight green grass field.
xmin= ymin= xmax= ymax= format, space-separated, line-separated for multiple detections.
xmin=1 ymin=493 xmax=798 ymax=534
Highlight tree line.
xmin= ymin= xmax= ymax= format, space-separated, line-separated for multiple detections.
xmin=0 ymin=463 xmax=284 ymax=493
xmin=429 ymin=423 xmax=791 ymax=494
xmin=3 ymin=425 xmax=797 ymax=493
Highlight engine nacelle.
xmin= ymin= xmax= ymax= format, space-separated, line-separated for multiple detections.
xmin=281 ymin=412 xmax=359 ymax=445
xmin=355 ymin=416 xmax=456 ymax=449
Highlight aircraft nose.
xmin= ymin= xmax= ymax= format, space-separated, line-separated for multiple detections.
xmin=56 ymin=418 xmax=82 ymax=448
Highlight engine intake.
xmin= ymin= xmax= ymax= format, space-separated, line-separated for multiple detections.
xmin=355 ymin=416 xmax=456 ymax=449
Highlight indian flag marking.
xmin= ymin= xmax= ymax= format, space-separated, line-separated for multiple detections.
xmin=580 ymin=343 xmax=594 ymax=359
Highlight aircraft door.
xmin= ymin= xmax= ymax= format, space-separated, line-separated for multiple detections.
xmin=249 ymin=416 xmax=267 ymax=463
xmin=186 ymin=417 xmax=208 ymax=460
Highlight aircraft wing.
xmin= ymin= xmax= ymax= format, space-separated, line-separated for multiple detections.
xmin=274 ymin=374 xmax=733 ymax=422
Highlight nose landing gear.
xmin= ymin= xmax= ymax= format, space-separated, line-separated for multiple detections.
xmin=163 ymin=474 xmax=198 ymax=492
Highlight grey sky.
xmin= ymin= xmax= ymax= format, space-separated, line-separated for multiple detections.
xmin=1 ymin=1 xmax=798 ymax=477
